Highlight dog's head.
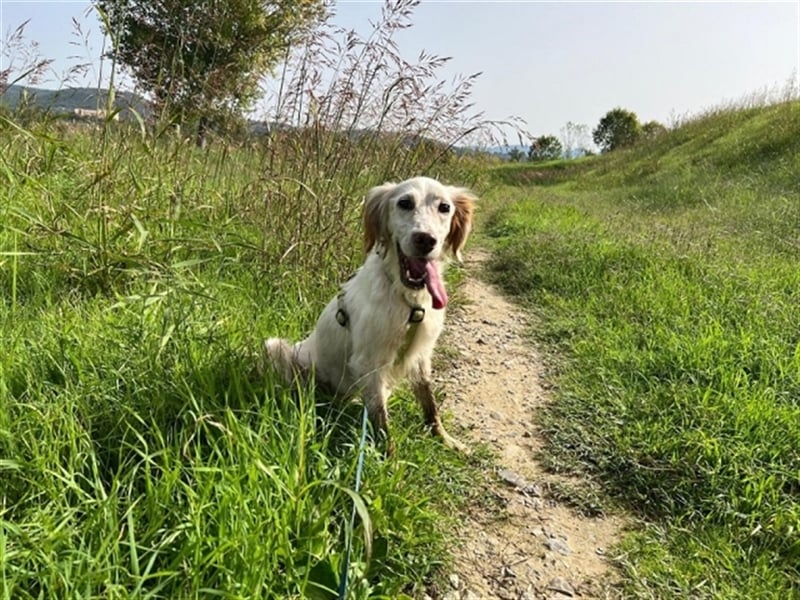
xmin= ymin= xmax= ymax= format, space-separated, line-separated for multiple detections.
xmin=363 ymin=177 xmax=475 ymax=309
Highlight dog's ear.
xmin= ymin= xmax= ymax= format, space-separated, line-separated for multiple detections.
xmin=363 ymin=182 xmax=395 ymax=253
xmin=446 ymin=187 xmax=476 ymax=261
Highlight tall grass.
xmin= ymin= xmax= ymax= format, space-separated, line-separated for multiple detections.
xmin=0 ymin=119 xmax=490 ymax=599
xmin=0 ymin=20 xmax=53 ymax=92
xmin=484 ymin=99 xmax=800 ymax=598
xmin=0 ymin=1 xmax=503 ymax=596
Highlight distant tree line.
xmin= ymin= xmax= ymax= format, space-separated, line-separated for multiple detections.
xmin=507 ymin=109 xmax=667 ymax=162
xmin=93 ymin=1 xmax=667 ymax=155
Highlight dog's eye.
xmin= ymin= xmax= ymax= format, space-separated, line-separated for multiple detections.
xmin=397 ymin=196 xmax=414 ymax=210
xmin=438 ymin=203 xmax=451 ymax=214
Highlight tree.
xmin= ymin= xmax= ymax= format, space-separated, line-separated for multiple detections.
xmin=592 ymin=107 xmax=641 ymax=152
xmin=642 ymin=120 xmax=668 ymax=141
xmin=507 ymin=147 xmax=525 ymax=162
xmin=528 ymin=134 xmax=563 ymax=162
xmin=96 ymin=0 xmax=324 ymax=145
xmin=559 ymin=121 xmax=590 ymax=158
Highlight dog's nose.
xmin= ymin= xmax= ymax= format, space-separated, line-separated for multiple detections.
xmin=412 ymin=232 xmax=437 ymax=254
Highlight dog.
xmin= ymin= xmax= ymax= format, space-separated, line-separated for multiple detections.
xmin=264 ymin=176 xmax=475 ymax=453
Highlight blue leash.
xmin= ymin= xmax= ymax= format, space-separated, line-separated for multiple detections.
xmin=337 ymin=406 xmax=370 ymax=600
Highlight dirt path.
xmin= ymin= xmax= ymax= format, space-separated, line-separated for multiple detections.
xmin=436 ymin=249 xmax=626 ymax=600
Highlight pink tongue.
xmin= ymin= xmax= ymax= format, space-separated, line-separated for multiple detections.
xmin=425 ymin=262 xmax=447 ymax=309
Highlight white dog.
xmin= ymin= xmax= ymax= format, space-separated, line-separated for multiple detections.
xmin=264 ymin=176 xmax=475 ymax=453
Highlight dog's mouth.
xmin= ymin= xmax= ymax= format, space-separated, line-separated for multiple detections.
xmin=397 ymin=243 xmax=447 ymax=309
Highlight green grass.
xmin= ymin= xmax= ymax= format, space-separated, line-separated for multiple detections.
xmin=484 ymin=99 xmax=800 ymax=598
xmin=0 ymin=116 xmax=490 ymax=599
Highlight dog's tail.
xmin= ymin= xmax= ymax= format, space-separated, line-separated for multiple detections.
xmin=262 ymin=338 xmax=309 ymax=387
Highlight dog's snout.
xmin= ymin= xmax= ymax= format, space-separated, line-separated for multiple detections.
xmin=412 ymin=232 xmax=437 ymax=254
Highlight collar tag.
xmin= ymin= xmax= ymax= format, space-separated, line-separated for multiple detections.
xmin=408 ymin=307 xmax=425 ymax=323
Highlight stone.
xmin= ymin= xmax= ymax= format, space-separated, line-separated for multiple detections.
xmin=546 ymin=577 xmax=574 ymax=596
xmin=523 ymin=497 xmax=543 ymax=510
xmin=545 ymin=537 xmax=572 ymax=555
xmin=501 ymin=564 xmax=517 ymax=579
xmin=498 ymin=468 xmax=527 ymax=488
xmin=448 ymin=573 xmax=461 ymax=590
xmin=522 ymin=483 xmax=543 ymax=497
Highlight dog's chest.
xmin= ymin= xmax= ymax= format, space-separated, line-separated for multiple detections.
xmin=393 ymin=322 xmax=424 ymax=366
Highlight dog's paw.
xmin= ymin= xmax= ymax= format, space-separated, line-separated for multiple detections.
xmin=443 ymin=433 xmax=471 ymax=455
xmin=434 ymin=426 xmax=470 ymax=455
xmin=262 ymin=338 xmax=294 ymax=383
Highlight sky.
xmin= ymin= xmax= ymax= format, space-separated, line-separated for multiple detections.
xmin=1 ymin=0 xmax=798 ymax=141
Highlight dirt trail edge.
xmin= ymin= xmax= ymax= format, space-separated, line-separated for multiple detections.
xmin=437 ymin=249 xmax=626 ymax=600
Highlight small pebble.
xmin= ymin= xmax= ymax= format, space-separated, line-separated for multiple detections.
xmin=545 ymin=537 xmax=572 ymax=555
xmin=546 ymin=577 xmax=575 ymax=597
xmin=448 ymin=573 xmax=460 ymax=590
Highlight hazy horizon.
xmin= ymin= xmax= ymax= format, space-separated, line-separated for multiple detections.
xmin=1 ymin=1 xmax=797 ymax=140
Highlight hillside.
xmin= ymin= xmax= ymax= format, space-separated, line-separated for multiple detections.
xmin=0 ymin=84 xmax=148 ymax=117
xmin=493 ymin=99 xmax=799 ymax=195
xmin=482 ymin=99 xmax=800 ymax=598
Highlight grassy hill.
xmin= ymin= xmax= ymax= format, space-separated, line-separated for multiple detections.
xmin=0 ymin=84 xmax=148 ymax=117
xmin=484 ymin=99 xmax=800 ymax=598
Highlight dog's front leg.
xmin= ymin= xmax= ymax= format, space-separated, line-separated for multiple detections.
xmin=363 ymin=377 xmax=395 ymax=455
xmin=412 ymin=370 xmax=469 ymax=454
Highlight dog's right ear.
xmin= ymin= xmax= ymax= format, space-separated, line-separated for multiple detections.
xmin=363 ymin=182 xmax=395 ymax=253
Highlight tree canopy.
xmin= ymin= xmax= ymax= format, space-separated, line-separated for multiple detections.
xmin=96 ymin=0 xmax=324 ymax=140
xmin=642 ymin=120 xmax=668 ymax=141
xmin=528 ymin=134 xmax=563 ymax=162
xmin=592 ymin=107 xmax=641 ymax=152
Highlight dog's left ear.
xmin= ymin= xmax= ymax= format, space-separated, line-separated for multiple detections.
xmin=445 ymin=187 xmax=476 ymax=261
